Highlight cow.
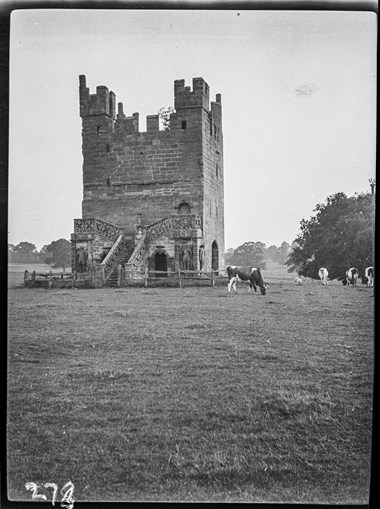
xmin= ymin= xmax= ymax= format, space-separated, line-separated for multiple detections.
xmin=345 ymin=267 xmax=359 ymax=286
xmin=318 ymin=268 xmax=328 ymax=285
xmin=364 ymin=266 xmax=374 ymax=287
xmin=226 ymin=266 xmax=267 ymax=295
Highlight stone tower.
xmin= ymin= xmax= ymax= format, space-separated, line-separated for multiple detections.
xmin=71 ymin=75 xmax=224 ymax=283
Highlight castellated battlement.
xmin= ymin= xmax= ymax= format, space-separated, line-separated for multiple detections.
xmin=174 ymin=77 xmax=216 ymax=112
xmin=79 ymin=75 xmax=116 ymax=118
xmin=80 ymin=75 xmax=221 ymax=134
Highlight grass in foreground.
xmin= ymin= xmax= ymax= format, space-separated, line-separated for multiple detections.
xmin=7 ymin=264 xmax=373 ymax=503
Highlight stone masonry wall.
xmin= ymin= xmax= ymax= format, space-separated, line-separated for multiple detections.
xmin=79 ymin=75 xmax=224 ymax=271
xmin=202 ymin=98 xmax=225 ymax=270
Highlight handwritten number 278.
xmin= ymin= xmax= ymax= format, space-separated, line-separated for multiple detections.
xmin=25 ymin=481 xmax=75 ymax=508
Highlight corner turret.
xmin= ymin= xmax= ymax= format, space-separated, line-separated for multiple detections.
xmin=174 ymin=77 xmax=210 ymax=111
xmin=79 ymin=75 xmax=116 ymax=118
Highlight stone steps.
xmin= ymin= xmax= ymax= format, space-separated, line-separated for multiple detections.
xmin=106 ymin=244 xmax=135 ymax=287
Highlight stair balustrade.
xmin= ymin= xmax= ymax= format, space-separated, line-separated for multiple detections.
xmin=74 ymin=218 xmax=124 ymax=242
xmin=125 ymin=214 xmax=201 ymax=271
xmin=100 ymin=234 xmax=125 ymax=284
xmin=74 ymin=214 xmax=201 ymax=285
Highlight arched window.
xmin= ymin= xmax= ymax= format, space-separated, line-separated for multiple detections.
xmin=178 ymin=202 xmax=191 ymax=215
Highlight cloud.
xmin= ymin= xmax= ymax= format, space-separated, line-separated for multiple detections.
xmin=295 ymin=83 xmax=319 ymax=97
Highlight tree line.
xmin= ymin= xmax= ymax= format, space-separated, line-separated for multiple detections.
xmin=8 ymin=239 xmax=72 ymax=272
xmin=9 ymin=238 xmax=291 ymax=273
xmin=8 ymin=191 xmax=375 ymax=279
xmin=222 ymin=191 xmax=374 ymax=281
xmin=225 ymin=241 xmax=292 ymax=269
xmin=285 ymin=191 xmax=374 ymax=280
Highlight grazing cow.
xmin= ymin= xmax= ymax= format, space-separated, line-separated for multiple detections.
xmin=346 ymin=267 xmax=359 ymax=286
xmin=294 ymin=277 xmax=303 ymax=285
xmin=365 ymin=266 xmax=374 ymax=287
xmin=226 ymin=266 xmax=267 ymax=295
xmin=318 ymin=268 xmax=328 ymax=285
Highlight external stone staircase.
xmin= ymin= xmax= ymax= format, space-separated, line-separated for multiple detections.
xmin=106 ymin=244 xmax=134 ymax=287
xmin=73 ymin=215 xmax=201 ymax=287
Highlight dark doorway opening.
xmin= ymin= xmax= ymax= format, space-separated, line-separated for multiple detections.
xmin=212 ymin=241 xmax=219 ymax=275
xmin=155 ymin=252 xmax=167 ymax=277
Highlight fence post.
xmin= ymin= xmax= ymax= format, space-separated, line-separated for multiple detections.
xmin=48 ymin=270 xmax=53 ymax=289
xmin=211 ymin=270 xmax=215 ymax=287
xmin=117 ymin=264 xmax=122 ymax=287
xmin=178 ymin=267 xmax=182 ymax=288
xmin=144 ymin=268 xmax=148 ymax=287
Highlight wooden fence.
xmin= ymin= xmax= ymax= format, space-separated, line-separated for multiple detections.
xmin=120 ymin=268 xmax=228 ymax=288
xmin=23 ymin=268 xmax=229 ymax=289
xmin=23 ymin=270 xmax=75 ymax=288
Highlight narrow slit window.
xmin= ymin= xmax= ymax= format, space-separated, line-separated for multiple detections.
xmin=181 ymin=120 xmax=187 ymax=129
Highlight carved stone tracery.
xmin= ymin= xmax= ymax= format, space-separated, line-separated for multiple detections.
xmin=101 ymin=235 xmax=125 ymax=281
xmin=74 ymin=218 xmax=123 ymax=242
xmin=74 ymin=214 xmax=202 ymax=280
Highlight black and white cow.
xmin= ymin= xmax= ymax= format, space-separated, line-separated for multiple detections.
xmin=318 ymin=268 xmax=329 ymax=285
xmin=345 ymin=267 xmax=359 ymax=286
xmin=226 ymin=266 xmax=267 ymax=295
xmin=364 ymin=266 xmax=374 ymax=287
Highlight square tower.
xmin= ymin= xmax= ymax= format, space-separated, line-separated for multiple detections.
xmin=72 ymin=76 xmax=224 ymax=278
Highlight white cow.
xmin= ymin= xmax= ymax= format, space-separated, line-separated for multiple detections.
xmin=318 ymin=268 xmax=328 ymax=285
xmin=346 ymin=267 xmax=359 ymax=286
xmin=365 ymin=266 xmax=374 ymax=287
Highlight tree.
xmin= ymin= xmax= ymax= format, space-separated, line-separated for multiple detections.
xmin=43 ymin=239 xmax=72 ymax=272
xmin=265 ymin=242 xmax=291 ymax=264
xmin=226 ymin=241 xmax=267 ymax=269
xmin=11 ymin=242 xmax=40 ymax=263
xmin=39 ymin=244 xmax=53 ymax=264
xmin=275 ymin=241 xmax=291 ymax=265
xmin=286 ymin=192 xmax=374 ymax=280
xmin=266 ymin=245 xmax=278 ymax=262
xmin=157 ymin=106 xmax=175 ymax=131
xmin=8 ymin=244 xmax=16 ymax=263
xmin=224 ymin=247 xmax=235 ymax=265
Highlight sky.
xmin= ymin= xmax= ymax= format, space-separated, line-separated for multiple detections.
xmin=8 ymin=8 xmax=377 ymax=251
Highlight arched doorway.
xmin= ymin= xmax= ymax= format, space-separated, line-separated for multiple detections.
xmin=211 ymin=241 xmax=219 ymax=274
xmin=155 ymin=252 xmax=167 ymax=277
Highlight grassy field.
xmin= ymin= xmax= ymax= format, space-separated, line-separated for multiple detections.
xmin=7 ymin=262 xmax=374 ymax=503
